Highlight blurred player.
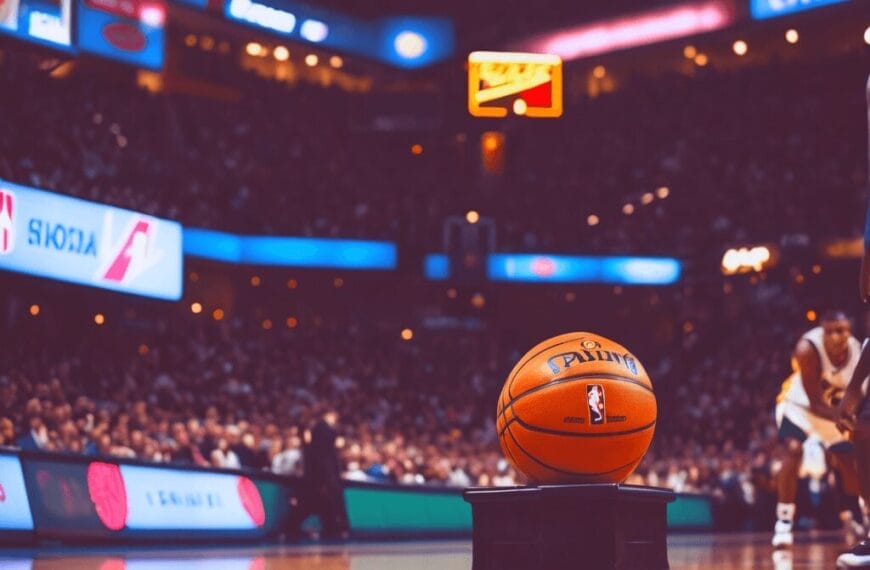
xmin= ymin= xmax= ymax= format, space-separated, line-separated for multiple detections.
xmin=834 ymin=339 xmax=870 ymax=567
xmin=773 ymin=311 xmax=864 ymax=548
xmin=837 ymin=73 xmax=870 ymax=569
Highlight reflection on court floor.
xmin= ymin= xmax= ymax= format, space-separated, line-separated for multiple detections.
xmin=0 ymin=532 xmax=850 ymax=570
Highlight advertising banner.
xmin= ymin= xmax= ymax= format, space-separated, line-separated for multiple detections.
xmin=21 ymin=455 xmax=288 ymax=539
xmin=0 ymin=180 xmax=182 ymax=300
xmin=0 ymin=453 xmax=34 ymax=531
xmin=97 ymin=463 xmax=266 ymax=530
xmin=77 ymin=0 xmax=165 ymax=69
xmin=750 ymin=0 xmax=848 ymax=19
xmin=487 ymin=254 xmax=682 ymax=285
xmin=0 ymin=0 xmax=73 ymax=50
xmin=183 ymin=228 xmax=397 ymax=270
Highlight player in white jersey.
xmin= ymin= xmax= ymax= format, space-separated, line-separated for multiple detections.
xmin=773 ymin=311 xmax=864 ymax=548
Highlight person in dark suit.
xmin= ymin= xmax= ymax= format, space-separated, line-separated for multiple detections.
xmin=16 ymin=415 xmax=47 ymax=450
xmin=286 ymin=410 xmax=349 ymax=540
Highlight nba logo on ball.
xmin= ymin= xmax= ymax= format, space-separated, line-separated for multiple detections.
xmin=587 ymin=385 xmax=605 ymax=424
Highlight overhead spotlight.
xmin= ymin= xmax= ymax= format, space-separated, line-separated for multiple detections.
xmin=274 ymin=46 xmax=290 ymax=61
xmin=329 ymin=55 xmax=343 ymax=68
xmin=466 ymin=210 xmax=480 ymax=224
xmin=300 ymin=19 xmax=329 ymax=43
xmin=683 ymin=45 xmax=697 ymax=59
xmin=592 ymin=65 xmax=606 ymax=78
xmin=394 ymin=31 xmax=426 ymax=59
xmin=732 ymin=40 xmax=747 ymax=56
xmin=305 ymin=53 xmax=318 ymax=66
xmin=512 ymin=99 xmax=528 ymax=115
xmin=694 ymin=53 xmax=708 ymax=66
xmin=622 ymin=203 xmax=635 ymax=215
xmin=245 ymin=42 xmax=262 ymax=56
xmin=864 ymin=26 xmax=870 ymax=46
xmin=587 ymin=214 xmax=599 ymax=226
xmin=471 ymin=293 xmax=485 ymax=309
xmin=785 ymin=29 xmax=799 ymax=44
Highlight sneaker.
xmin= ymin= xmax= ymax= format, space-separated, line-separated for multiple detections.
xmin=772 ymin=519 xmax=794 ymax=549
xmin=837 ymin=539 xmax=870 ymax=568
xmin=772 ymin=549 xmax=793 ymax=570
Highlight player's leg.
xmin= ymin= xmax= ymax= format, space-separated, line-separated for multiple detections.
xmin=829 ymin=445 xmax=865 ymax=540
xmin=774 ymin=407 xmax=806 ymax=548
xmin=837 ymin=403 xmax=870 ymax=568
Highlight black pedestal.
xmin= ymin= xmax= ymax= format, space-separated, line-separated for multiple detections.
xmin=463 ymin=484 xmax=675 ymax=570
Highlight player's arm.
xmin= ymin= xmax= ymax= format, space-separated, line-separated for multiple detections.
xmin=838 ymin=340 xmax=870 ymax=432
xmin=861 ymin=74 xmax=870 ymax=302
xmin=860 ymin=201 xmax=870 ymax=303
xmin=794 ymin=339 xmax=839 ymax=423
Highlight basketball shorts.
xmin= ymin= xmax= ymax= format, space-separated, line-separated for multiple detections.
xmin=776 ymin=401 xmax=850 ymax=449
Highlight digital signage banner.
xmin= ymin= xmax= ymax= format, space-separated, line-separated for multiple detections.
xmin=0 ymin=180 xmax=182 ymax=300
xmin=91 ymin=463 xmax=266 ymax=531
xmin=223 ymin=0 xmax=454 ymax=69
xmin=342 ymin=482 xmax=712 ymax=534
xmin=77 ymin=0 xmax=166 ymax=70
xmin=21 ymin=455 xmax=288 ymax=539
xmin=0 ymin=0 xmax=73 ymax=50
xmin=423 ymin=254 xmax=449 ymax=280
xmin=0 ymin=453 xmax=34 ymax=531
xmin=424 ymin=253 xmax=681 ymax=284
xmin=183 ymin=228 xmax=397 ymax=270
xmin=750 ymin=0 xmax=848 ymax=19
xmin=487 ymin=254 xmax=681 ymax=284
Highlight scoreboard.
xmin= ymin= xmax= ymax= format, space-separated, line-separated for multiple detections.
xmin=468 ymin=51 xmax=563 ymax=118
xmin=0 ymin=0 xmax=72 ymax=49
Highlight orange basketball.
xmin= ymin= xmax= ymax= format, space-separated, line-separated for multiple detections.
xmin=497 ymin=332 xmax=656 ymax=485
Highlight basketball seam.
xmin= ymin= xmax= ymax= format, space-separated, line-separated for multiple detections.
xmin=497 ymin=372 xmax=655 ymax=421
xmin=506 ymin=334 xmax=590 ymax=400
xmin=499 ymin=431 xmax=523 ymax=478
xmin=500 ymin=416 xmax=657 ymax=439
xmin=504 ymin=423 xmax=641 ymax=478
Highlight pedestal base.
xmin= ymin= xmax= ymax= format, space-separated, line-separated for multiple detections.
xmin=463 ymin=484 xmax=674 ymax=570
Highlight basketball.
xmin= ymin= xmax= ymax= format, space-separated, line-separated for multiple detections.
xmin=497 ymin=332 xmax=656 ymax=484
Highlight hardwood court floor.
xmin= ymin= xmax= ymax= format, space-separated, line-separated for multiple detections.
xmin=0 ymin=531 xmax=852 ymax=569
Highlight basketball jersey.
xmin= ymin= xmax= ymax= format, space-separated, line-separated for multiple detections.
xmin=777 ymin=327 xmax=862 ymax=407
